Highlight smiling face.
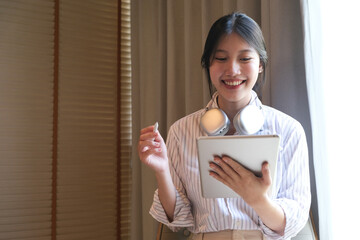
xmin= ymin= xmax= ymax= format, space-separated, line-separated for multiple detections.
xmin=209 ymin=33 xmax=263 ymax=110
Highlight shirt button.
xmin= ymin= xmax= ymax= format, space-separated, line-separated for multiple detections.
xmin=183 ymin=229 xmax=191 ymax=237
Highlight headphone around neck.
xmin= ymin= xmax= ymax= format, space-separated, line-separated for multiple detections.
xmin=200 ymin=94 xmax=264 ymax=136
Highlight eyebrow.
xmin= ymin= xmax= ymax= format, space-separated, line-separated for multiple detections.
xmin=214 ymin=49 xmax=255 ymax=54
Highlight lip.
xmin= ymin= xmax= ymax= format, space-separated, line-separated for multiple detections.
xmin=222 ymin=79 xmax=246 ymax=88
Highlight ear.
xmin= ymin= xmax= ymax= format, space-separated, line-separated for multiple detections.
xmin=258 ymin=64 xmax=264 ymax=73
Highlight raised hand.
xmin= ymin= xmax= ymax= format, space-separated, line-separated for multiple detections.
xmin=138 ymin=124 xmax=169 ymax=174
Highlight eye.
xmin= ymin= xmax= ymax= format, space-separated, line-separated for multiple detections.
xmin=215 ymin=57 xmax=227 ymax=62
xmin=240 ymin=57 xmax=252 ymax=62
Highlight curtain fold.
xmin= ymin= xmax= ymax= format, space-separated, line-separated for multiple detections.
xmin=300 ymin=1 xmax=327 ymax=239
xmin=131 ymin=1 xmax=316 ymax=239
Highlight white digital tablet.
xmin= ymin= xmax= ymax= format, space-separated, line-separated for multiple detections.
xmin=197 ymin=135 xmax=280 ymax=198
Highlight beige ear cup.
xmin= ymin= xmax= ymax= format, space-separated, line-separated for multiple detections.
xmin=200 ymin=108 xmax=230 ymax=136
xmin=233 ymin=105 xmax=264 ymax=135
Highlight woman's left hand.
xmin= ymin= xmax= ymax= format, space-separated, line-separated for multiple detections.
xmin=209 ymin=156 xmax=271 ymax=207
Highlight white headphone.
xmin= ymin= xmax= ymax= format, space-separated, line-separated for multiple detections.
xmin=200 ymin=93 xmax=264 ymax=136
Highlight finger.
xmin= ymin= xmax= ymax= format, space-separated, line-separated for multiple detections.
xmin=138 ymin=139 xmax=162 ymax=156
xmin=261 ymin=162 xmax=272 ymax=186
xmin=153 ymin=131 xmax=165 ymax=144
xmin=210 ymin=156 xmax=237 ymax=181
xmin=140 ymin=125 xmax=153 ymax=134
xmin=209 ymin=161 xmax=224 ymax=176
xmin=209 ymin=170 xmax=229 ymax=186
xmin=140 ymin=125 xmax=156 ymax=135
xmin=209 ymin=162 xmax=240 ymax=192
xmin=220 ymin=156 xmax=249 ymax=179
xmin=138 ymin=139 xmax=160 ymax=153
xmin=139 ymin=131 xmax=157 ymax=141
xmin=139 ymin=147 xmax=162 ymax=165
xmin=139 ymin=130 xmax=166 ymax=146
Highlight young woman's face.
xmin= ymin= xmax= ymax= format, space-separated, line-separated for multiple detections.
xmin=209 ymin=33 xmax=262 ymax=108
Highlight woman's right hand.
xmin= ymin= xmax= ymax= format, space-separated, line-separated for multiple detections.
xmin=138 ymin=124 xmax=169 ymax=174
xmin=139 ymin=125 xmax=176 ymax=220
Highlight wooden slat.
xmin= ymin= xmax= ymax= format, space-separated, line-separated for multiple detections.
xmin=56 ymin=1 xmax=119 ymax=240
xmin=0 ymin=1 xmax=54 ymax=239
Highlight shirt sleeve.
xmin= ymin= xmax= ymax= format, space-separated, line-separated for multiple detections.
xmin=150 ymin=188 xmax=194 ymax=231
xmin=149 ymin=125 xmax=194 ymax=231
xmin=259 ymin=122 xmax=311 ymax=240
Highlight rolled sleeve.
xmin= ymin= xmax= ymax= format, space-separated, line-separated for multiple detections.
xmin=149 ymin=188 xmax=194 ymax=231
xmin=259 ymin=199 xmax=309 ymax=239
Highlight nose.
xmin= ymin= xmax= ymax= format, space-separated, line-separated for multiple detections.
xmin=225 ymin=60 xmax=241 ymax=76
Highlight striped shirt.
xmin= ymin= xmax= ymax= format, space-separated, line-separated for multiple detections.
xmin=149 ymin=91 xmax=311 ymax=240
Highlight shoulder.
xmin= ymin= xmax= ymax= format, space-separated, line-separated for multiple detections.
xmin=263 ymin=105 xmax=303 ymax=128
xmin=262 ymin=105 xmax=306 ymax=140
xmin=170 ymin=108 xmax=204 ymax=131
xmin=167 ymin=108 xmax=205 ymax=141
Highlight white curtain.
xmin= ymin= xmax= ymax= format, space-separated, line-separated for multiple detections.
xmin=131 ymin=1 xmax=316 ymax=239
xmin=301 ymin=0 xmax=360 ymax=239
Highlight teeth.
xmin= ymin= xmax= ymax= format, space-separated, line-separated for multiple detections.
xmin=224 ymin=80 xmax=244 ymax=86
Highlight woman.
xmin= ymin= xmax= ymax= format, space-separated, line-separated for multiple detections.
xmin=138 ymin=12 xmax=311 ymax=240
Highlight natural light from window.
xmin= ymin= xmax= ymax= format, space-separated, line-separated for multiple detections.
xmin=320 ymin=0 xmax=360 ymax=238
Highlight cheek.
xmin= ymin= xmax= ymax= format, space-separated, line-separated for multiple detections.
xmin=209 ymin=69 xmax=215 ymax=84
xmin=245 ymin=64 xmax=260 ymax=77
xmin=209 ymin=65 xmax=222 ymax=80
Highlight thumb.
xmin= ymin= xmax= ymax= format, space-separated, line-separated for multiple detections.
xmin=261 ymin=162 xmax=272 ymax=187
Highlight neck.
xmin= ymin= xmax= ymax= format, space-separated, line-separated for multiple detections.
xmin=217 ymin=94 xmax=252 ymax=121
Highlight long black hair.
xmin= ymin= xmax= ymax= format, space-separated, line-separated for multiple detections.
xmin=201 ymin=12 xmax=268 ymax=99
